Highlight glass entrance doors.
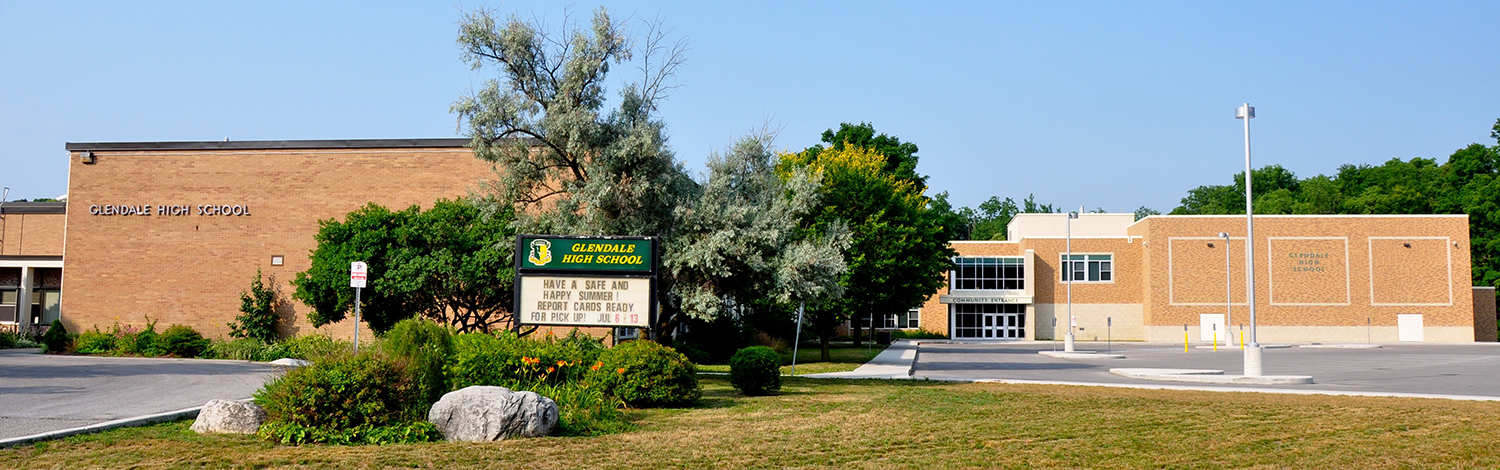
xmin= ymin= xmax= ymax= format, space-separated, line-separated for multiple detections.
xmin=953 ymin=304 xmax=1026 ymax=339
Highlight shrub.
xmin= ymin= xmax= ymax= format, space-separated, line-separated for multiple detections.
xmin=729 ymin=346 xmax=782 ymax=396
xmin=673 ymin=342 xmax=711 ymax=365
xmin=381 ymin=318 xmax=453 ymax=413
xmin=448 ymin=330 xmax=623 ymax=435
xmin=891 ymin=329 xmax=947 ymax=340
xmin=209 ymin=337 xmax=268 ymax=361
xmin=592 ymin=340 xmax=700 ymax=407
xmin=74 ymin=328 xmax=116 ymax=355
xmin=254 ymin=351 xmax=433 ymax=444
xmin=449 ymin=330 xmax=603 ymax=389
xmin=0 ymin=332 xmax=15 ymax=349
xmin=159 ymin=325 xmax=210 ymax=358
xmin=278 ymin=334 xmax=350 ymax=362
xmin=231 ymin=269 xmax=282 ymax=343
xmin=41 ymin=320 xmax=69 ymax=353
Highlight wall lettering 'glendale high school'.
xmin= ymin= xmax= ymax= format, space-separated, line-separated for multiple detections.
xmin=920 ymin=213 xmax=1493 ymax=343
xmin=60 ymin=139 xmax=542 ymax=340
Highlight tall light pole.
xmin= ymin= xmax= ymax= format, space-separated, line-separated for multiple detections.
xmin=1064 ymin=210 xmax=1079 ymax=352
xmin=1237 ymin=103 xmax=1262 ymax=376
xmin=1219 ymin=232 xmax=1233 ymax=348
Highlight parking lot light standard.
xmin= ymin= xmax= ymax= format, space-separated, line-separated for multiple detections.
xmin=1237 ymin=103 xmax=1262 ymax=377
xmin=1065 ymin=210 xmax=1079 ymax=352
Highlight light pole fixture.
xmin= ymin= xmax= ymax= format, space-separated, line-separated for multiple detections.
xmin=1219 ymin=232 xmax=1233 ymax=348
xmin=1064 ymin=210 xmax=1079 ymax=352
xmin=1237 ymin=103 xmax=1262 ymax=376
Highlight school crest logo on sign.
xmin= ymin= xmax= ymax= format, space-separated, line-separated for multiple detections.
xmin=527 ymin=238 xmax=553 ymax=266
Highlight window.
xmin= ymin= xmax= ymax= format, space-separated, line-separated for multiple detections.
xmin=902 ymin=308 xmax=920 ymax=329
xmin=951 ymin=257 xmax=1025 ymax=290
xmin=0 ymin=289 xmax=16 ymax=323
xmin=1060 ymin=254 xmax=1112 ymax=282
xmin=859 ymin=309 xmax=922 ymax=329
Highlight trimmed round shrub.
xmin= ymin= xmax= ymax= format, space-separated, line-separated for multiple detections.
xmin=729 ymin=346 xmax=782 ymax=396
xmin=592 ymin=340 xmax=700 ymax=407
xmin=159 ymin=324 xmax=210 ymax=358
xmin=41 ymin=320 xmax=69 ymax=353
xmin=381 ymin=318 xmax=453 ymax=412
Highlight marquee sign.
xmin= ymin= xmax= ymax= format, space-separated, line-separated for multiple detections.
xmin=514 ymin=235 xmax=657 ymax=329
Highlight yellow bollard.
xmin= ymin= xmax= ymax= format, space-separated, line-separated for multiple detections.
xmin=1184 ymin=331 xmax=1189 ymax=353
xmin=1213 ymin=332 xmax=1217 ymax=351
xmin=1240 ymin=331 xmax=1245 ymax=349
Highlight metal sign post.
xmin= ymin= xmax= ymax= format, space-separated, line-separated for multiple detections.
xmin=350 ymin=261 xmax=368 ymax=354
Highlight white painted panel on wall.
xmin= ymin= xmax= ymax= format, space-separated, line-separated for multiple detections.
xmin=1397 ymin=314 xmax=1424 ymax=342
xmin=1199 ymin=313 xmax=1225 ymax=342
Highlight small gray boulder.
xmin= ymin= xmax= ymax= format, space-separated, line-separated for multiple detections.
xmin=428 ymin=386 xmax=558 ymax=442
xmin=190 ymin=399 xmax=267 ymax=434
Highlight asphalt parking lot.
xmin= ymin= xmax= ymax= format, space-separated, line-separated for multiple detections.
xmin=0 ymin=349 xmax=278 ymax=440
xmin=912 ymin=341 xmax=1500 ymax=398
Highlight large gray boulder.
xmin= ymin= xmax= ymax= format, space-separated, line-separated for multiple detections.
xmin=428 ymin=386 xmax=558 ymax=442
xmin=190 ymin=399 xmax=267 ymax=434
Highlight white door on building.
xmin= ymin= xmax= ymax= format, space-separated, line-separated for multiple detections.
xmin=1199 ymin=314 xmax=1225 ymax=343
xmin=1397 ymin=314 xmax=1424 ymax=342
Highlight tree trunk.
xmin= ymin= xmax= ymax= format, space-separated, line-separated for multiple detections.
xmin=820 ymin=333 xmax=831 ymax=362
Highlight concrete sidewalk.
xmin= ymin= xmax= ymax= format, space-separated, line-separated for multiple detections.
xmin=0 ymin=349 xmax=278 ymax=441
xmin=801 ymin=339 xmax=919 ymax=379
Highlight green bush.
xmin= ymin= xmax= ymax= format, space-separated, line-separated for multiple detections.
xmin=673 ymin=342 xmax=711 ymax=365
xmin=231 ymin=269 xmax=282 ymax=344
xmin=449 ymin=330 xmax=603 ymax=389
xmin=729 ymin=346 xmax=781 ymax=396
xmin=159 ymin=325 xmax=210 ymax=358
xmin=447 ymin=330 xmax=624 ymax=435
xmin=208 ymin=337 xmax=268 ymax=361
xmin=592 ymin=340 xmax=700 ymax=407
xmin=74 ymin=329 xmax=116 ymax=355
xmin=278 ymin=334 xmax=351 ymax=362
xmin=0 ymin=332 xmax=15 ymax=349
xmin=257 ymin=420 xmax=442 ymax=446
xmin=41 ymin=320 xmax=68 ymax=353
xmin=254 ymin=351 xmax=431 ymax=444
xmin=381 ymin=318 xmax=453 ymax=413
xmin=891 ymin=329 xmax=947 ymax=340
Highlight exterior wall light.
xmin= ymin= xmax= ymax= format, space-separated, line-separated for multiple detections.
xmin=80 ymin=151 xmax=96 ymax=164
xmin=271 ymin=255 xmax=284 ymax=266
xmin=1403 ymin=243 xmax=1412 ymax=248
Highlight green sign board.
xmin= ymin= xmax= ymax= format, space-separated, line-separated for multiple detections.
xmin=518 ymin=236 xmax=653 ymax=272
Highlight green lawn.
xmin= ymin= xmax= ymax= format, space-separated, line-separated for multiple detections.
xmin=695 ymin=343 xmax=887 ymax=375
xmin=7 ymin=377 xmax=1500 ymax=469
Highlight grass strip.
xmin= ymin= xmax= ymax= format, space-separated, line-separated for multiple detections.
xmin=6 ymin=377 xmax=1499 ymax=469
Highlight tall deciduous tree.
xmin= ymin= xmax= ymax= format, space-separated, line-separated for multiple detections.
xmin=292 ymin=199 xmax=516 ymax=334
xmin=668 ymin=135 xmax=850 ymax=324
xmin=781 ymin=141 xmax=955 ymax=357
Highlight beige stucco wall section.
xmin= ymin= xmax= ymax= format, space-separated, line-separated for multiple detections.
xmin=1035 ymin=303 xmax=1143 ymax=341
xmin=61 ymin=146 xmax=498 ymax=339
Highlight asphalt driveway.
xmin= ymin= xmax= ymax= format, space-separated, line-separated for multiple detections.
xmin=913 ymin=341 xmax=1500 ymax=398
xmin=0 ymin=349 xmax=278 ymax=439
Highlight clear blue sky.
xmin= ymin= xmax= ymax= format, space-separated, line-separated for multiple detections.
xmin=3 ymin=1 xmax=1497 ymax=213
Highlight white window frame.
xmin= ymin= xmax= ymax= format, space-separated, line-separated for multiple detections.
xmin=1059 ymin=253 xmax=1113 ymax=283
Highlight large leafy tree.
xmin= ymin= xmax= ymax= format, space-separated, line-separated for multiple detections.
xmin=782 ymin=139 xmax=955 ymax=356
xmin=452 ymin=8 xmax=848 ymax=339
xmin=292 ymin=199 xmax=516 ymax=334
xmin=668 ymin=135 xmax=850 ymax=325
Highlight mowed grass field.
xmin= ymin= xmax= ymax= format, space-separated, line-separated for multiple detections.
xmin=6 ymin=376 xmax=1500 ymax=469
xmin=695 ymin=343 xmax=888 ymax=375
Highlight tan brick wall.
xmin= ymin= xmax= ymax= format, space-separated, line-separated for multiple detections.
xmin=1022 ymin=238 xmax=1144 ymax=305
xmin=61 ymin=146 xmax=503 ymax=338
xmin=1138 ymin=216 xmax=1474 ymax=340
xmin=1 ymin=213 xmax=65 ymax=256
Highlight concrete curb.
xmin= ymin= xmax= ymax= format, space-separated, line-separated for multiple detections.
xmin=1039 ymin=351 xmax=1126 ymax=359
xmin=0 ymin=405 xmax=205 ymax=448
xmin=1300 ymin=344 xmax=1382 ymax=349
xmin=1110 ymin=368 xmax=1313 ymax=385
